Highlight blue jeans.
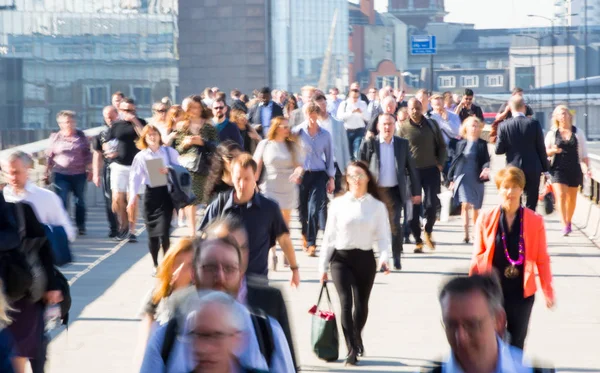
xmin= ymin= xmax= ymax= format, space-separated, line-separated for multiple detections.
xmin=53 ymin=172 xmax=87 ymax=230
xmin=346 ymin=127 xmax=365 ymax=161
xmin=298 ymin=171 xmax=328 ymax=247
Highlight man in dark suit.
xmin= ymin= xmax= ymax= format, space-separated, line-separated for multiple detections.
xmin=202 ymin=215 xmax=298 ymax=371
xmin=247 ymin=86 xmax=284 ymax=137
xmin=496 ymin=96 xmax=549 ymax=211
xmin=359 ymin=113 xmax=422 ymax=270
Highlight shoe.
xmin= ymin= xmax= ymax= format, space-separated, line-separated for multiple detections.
xmin=115 ymin=229 xmax=129 ymax=241
xmin=271 ymin=254 xmax=278 ymax=272
xmin=78 ymin=228 xmax=86 ymax=236
xmin=404 ymin=236 xmax=411 ymax=244
xmin=345 ymin=350 xmax=358 ymax=366
xmin=108 ymin=230 xmax=119 ymax=238
xmin=356 ymin=341 xmax=365 ymax=357
xmin=307 ymin=245 xmax=317 ymax=257
xmin=393 ymin=258 xmax=402 ymax=270
xmin=463 ymin=237 xmax=470 ymax=244
xmin=152 ymin=267 xmax=157 ymax=277
xmin=414 ymin=242 xmax=424 ymax=254
xmin=424 ymin=232 xmax=436 ymax=250
xmin=562 ymin=226 xmax=570 ymax=236
xmin=128 ymin=233 xmax=138 ymax=243
xmin=566 ymin=223 xmax=572 ymax=235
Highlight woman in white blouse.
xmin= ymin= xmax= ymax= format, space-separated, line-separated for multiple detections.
xmin=319 ymin=161 xmax=391 ymax=366
xmin=128 ymin=124 xmax=181 ymax=275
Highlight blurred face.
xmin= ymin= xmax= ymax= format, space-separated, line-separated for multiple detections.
xmin=408 ymin=100 xmax=423 ymax=122
xmin=212 ymin=101 xmax=226 ymax=120
xmin=346 ymin=165 xmax=369 ymax=195
xmin=307 ymin=111 xmax=319 ymax=122
xmin=378 ymin=115 xmax=395 ymax=142
xmin=463 ymin=95 xmax=474 ymax=108
xmin=367 ymin=88 xmax=376 ymax=101
xmin=119 ymin=102 xmax=137 ymax=119
xmin=171 ymin=251 xmax=194 ymax=289
xmin=196 ymin=242 xmax=241 ymax=295
xmin=315 ymin=99 xmax=327 ymax=115
xmin=145 ymin=128 xmax=161 ymax=148
xmin=279 ymin=91 xmax=287 ymax=103
xmin=415 ymin=91 xmax=429 ymax=108
xmin=187 ymin=101 xmax=203 ymax=119
xmin=350 ymin=82 xmax=360 ymax=91
xmin=189 ymin=303 xmax=239 ymax=373
xmin=209 ymin=225 xmax=249 ymax=273
xmin=153 ymin=105 xmax=168 ymax=119
xmin=329 ymin=89 xmax=338 ymax=99
xmin=302 ymin=89 xmax=314 ymax=104
xmin=383 ymin=100 xmax=396 ymax=114
xmin=232 ymin=164 xmax=257 ymax=203
xmin=498 ymin=180 xmax=523 ymax=211
xmin=2 ymin=159 xmax=28 ymax=190
xmin=350 ymin=92 xmax=360 ymax=103
xmin=397 ymin=108 xmax=408 ymax=122
xmin=275 ymin=120 xmax=290 ymax=139
xmin=513 ymin=91 xmax=524 ymax=98
xmin=442 ymin=291 xmax=504 ymax=371
xmin=431 ymin=97 xmax=444 ymax=112
xmin=57 ymin=115 xmax=76 ymax=134
xmin=112 ymin=94 xmax=123 ymax=108
xmin=556 ymin=109 xmax=569 ymax=125
xmin=258 ymin=92 xmax=270 ymax=105
xmin=103 ymin=108 xmax=118 ymax=126
xmin=465 ymin=119 xmax=482 ymax=140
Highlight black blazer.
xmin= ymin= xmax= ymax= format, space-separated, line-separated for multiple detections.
xmin=247 ymin=101 xmax=284 ymax=127
xmin=448 ymin=138 xmax=490 ymax=182
xmin=246 ymin=280 xmax=298 ymax=371
xmin=495 ymin=115 xmax=549 ymax=175
xmin=358 ymin=135 xmax=421 ymax=203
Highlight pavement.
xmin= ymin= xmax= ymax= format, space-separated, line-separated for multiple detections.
xmin=42 ymin=152 xmax=600 ymax=373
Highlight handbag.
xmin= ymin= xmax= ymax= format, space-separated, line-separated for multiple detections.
xmin=309 ymin=282 xmax=339 ymax=362
xmin=180 ymin=145 xmax=213 ymax=176
xmin=44 ymin=225 xmax=72 ymax=267
xmin=539 ymin=181 xmax=555 ymax=215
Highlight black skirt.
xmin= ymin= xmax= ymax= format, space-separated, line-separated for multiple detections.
xmin=144 ymin=185 xmax=173 ymax=238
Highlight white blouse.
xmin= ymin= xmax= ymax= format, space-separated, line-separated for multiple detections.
xmin=128 ymin=146 xmax=180 ymax=206
xmin=318 ymin=192 xmax=391 ymax=274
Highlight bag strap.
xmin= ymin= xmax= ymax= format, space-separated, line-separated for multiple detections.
xmin=249 ymin=309 xmax=274 ymax=368
xmin=317 ymin=282 xmax=334 ymax=310
xmin=161 ymin=317 xmax=178 ymax=365
xmin=164 ymin=147 xmax=172 ymax=167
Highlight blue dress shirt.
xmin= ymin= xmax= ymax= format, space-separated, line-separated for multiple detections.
xmin=260 ymin=102 xmax=274 ymax=136
xmin=293 ymin=122 xmax=335 ymax=177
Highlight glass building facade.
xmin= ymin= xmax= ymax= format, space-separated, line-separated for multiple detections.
xmin=0 ymin=0 xmax=179 ymax=148
xmin=271 ymin=0 xmax=349 ymax=93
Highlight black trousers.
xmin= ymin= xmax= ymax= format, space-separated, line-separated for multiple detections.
xmin=149 ymin=235 xmax=171 ymax=267
xmin=505 ymin=295 xmax=535 ymax=349
xmin=330 ymin=249 xmax=377 ymax=353
xmin=380 ymin=186 xmax=403 ymax=265
xmin=410 ymin=166 xmax=441 ymax=242
xmin=524 ymin=172 xmax=541 ymax=212
xmin=102 ymin=162 xmax=118 ymax=233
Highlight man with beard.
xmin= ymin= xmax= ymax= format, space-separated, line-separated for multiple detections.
xmin=212 ymin=98 xmax=244 ymax=147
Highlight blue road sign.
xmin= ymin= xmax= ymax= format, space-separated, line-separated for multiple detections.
xmin=411 ymin=35 xmax=436 ymax=55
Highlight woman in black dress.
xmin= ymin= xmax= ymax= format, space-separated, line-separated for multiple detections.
xmin=128 ymin=125 xmax=181 ymax=274
xmin=545 ymin=105 xmax=591 ymax=236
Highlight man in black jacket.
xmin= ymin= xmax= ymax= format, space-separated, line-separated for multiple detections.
xmin=454 ymin=88 xmax=484 ymax=123
xmin=202 ymin=215 xmax=298 ymax=371
xmin=359 ymin=113 xmax=422 ymax=269
xmin=247 ymin=86 xmax=284 ymax=136
xmin=496 ymin=96 xmax=549 ymax=211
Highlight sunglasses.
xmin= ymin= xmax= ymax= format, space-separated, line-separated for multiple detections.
xmin=154 ymin=109 xmax=167 ymax=113
xmin=121 ymin=109 xmax=135 ymax=113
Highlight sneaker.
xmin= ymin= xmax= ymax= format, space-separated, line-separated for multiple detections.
xmin=414 ymin=242 xmax=424 ymax=253
xmin=78 ymin=228 xmax=86 ymax=236
xmin=108 ymin=230 xmax=119 ymax=238
xmin=114 ymin=230 xmax=129 ymax=241
xmin=128 ymin=233 xmax=138 ymax=243
xmin=424 ymin=232 xmax=436 ymax=250
xmin=567 ymin=223 xmax=572 ymax=235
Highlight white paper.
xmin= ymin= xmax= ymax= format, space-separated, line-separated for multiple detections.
xmin=146 ymin=158 xmax=167 ymax=188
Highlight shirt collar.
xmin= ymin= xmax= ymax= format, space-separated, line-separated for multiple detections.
xmin=345 ymin=191 xmax=370 ymax=203
xmin=379 ymin=136 xmax=394 ymax=144
xmin=446 ymin=336 xmax=524 ymax=373
xmin=299 ymin=121 xmax=323 ymax=134
xmin=5 ymin=182 xmax=35 ymax=198
xmin=223 ymin=190 xmax=262 ymax=210
xmin=260 ymin=101 xmax=273 ymax=108
xmin=513 ymin=112 xmax=526 ymax=117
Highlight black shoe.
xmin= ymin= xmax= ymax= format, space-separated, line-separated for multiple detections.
xmin=115 ymin=229 xmax=129 ymax=241
xmin=404 ymin=236 xmax=412 ymax=244
xmin=128 ymin=233 xmax=138 ymax=243
xmin=108 ymin=230 xmax=119 ymax=238
xmin=356 ymin=338 xmax=365 ymax=357
xmin=345 ymin=350 xmax=358 ymax=366
xmin=393 ymin=258 xmax=402 ymax=271
xmin=78 ymin=228 xmax=86 ymax=236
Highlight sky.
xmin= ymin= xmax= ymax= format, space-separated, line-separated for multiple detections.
xmin=373 ymin=0 xmax=556 ymax=29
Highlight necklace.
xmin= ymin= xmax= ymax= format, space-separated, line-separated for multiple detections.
xmin=500 ymin=207 xmax=525 ymax=279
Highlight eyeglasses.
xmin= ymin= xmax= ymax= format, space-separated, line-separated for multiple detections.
xmin=347 ymin=173 xmax=367 ymax=181
xmin=441 ymin=318 xmax=486 ymax=336
xmin=200 ymin=263 xmax=240 ymax=276
xmin=213 ymin=106 xmax=225 ymax=110
xmin=186 ymin=330 xmax=239 ymax=343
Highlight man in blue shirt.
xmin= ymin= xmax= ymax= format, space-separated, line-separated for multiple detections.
xmin=247 ymin=86 xmax=284 ymax=137
xmin=433 ymin=274 xmax=542 ymax=373
xmin=293 ymin=101 xmax=335 ymax=256
xmin=212 ymin=98 xmax=244 ymax=147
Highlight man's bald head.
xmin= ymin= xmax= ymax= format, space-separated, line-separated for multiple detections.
xmin=509 ymin=96 xmax=526 ymax=113
xmin=181 ymin=97 xmax=193 ymax=112
xmin=102 ymin=105 xmax=118 ymax=125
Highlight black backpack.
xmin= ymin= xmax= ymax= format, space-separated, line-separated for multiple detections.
xmin=161 ymin=308 xmax=274 ymax=367
xmin=164 ymin=148 xmax=196 ymax=209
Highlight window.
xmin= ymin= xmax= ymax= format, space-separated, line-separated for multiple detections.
xmin=460 ymin=75 xmax=479 ymax=88
xmin=376 ymin=77 xmax=384 ymax=89
xmin=85 ymin=86 xmax=109 ymax=107
xmin=515 ymin=67 xmax=535 ymax=90
xmin=485 ymin=75 xmax=504 ymax=87
xmin=311 ymin=58 xmax=323 ymax=77
xmin=438 ymin=76 xmax=456 ymax=89
xmin=132 ymin=87 xmax=152 ymax=106
xmin=297 ymin=59 xmax=305 ymax=78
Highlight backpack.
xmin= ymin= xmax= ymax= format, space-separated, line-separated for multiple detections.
xmin=164 ymin=148 xmax=196 ymax=209
xmin=161 ymin=308 xmax=274 ymax=368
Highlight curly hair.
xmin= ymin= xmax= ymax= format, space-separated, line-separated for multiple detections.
xmin=203 ymin=140 xmax=243 ymax=202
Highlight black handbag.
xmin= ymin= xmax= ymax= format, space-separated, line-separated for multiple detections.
xmin=190 ymin=145 xmax=213 ymax=176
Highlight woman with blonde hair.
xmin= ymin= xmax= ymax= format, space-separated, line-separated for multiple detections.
xmin=134 ymin=238 xmax=195 ymax=370
xmin=448 ymin=116 xmax=490 ymax=243
xmin=470 ymin=166 xmax=554 ymax=349
xmin=545 ymin=105 xmax=590 ymax=236
xmin=254 ymin=116 xmax=304 ymax=269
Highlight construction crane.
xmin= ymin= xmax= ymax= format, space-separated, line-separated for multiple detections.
xmin=318 ymin=8 xmax=338 ymax=92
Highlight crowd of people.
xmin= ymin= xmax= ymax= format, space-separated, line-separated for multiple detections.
xmin=0 ymin=81 xmax=592 ymax=373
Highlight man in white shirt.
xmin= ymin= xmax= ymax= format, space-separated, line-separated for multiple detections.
xmin=359 ymin=114 xmax=421 ymax=270
xmin=2 ymin=151 xmax=76 ymax=242
xmin=337 ymin=89 xmax=369 ymax=161
xmin=433 ymin=274 xmax=539 ymax=373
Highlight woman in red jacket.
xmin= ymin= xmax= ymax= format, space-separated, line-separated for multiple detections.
xmin=470 ymin=166 xmax=555 ymax=350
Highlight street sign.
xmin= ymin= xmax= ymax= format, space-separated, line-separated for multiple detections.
xmin=411 ymin=35 xmax=436 ymax=55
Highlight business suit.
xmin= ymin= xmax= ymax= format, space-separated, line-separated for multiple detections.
xmin=359 ymin=135 xmax=421 ymax=267
xmin=495 ymin=114 xmax=549 ymax=211
xmin=246 ymin=279 xmax=298 ymax=371
xmin=247 ymin=101 xmax=284 ymax=136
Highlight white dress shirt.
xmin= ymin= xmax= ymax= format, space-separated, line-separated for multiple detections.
xmin=378 ymin=137 xmax=398 ymax=187
xmin=319 ymin=192 xmax=391 ymax=274
xmin=3 ymin=182 xmax=76 ymax=242
xmin=128 ymin=146 xmax=180 ymax=206
xmin=336 ymin=99 xmax=369 ymax=130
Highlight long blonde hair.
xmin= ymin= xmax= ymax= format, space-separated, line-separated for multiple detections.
xmin=151 ymin=238 xmax=194 ymax=304
xmin=266 ymin=117 xmax=299 ymax=165
xmin=0 ymin=281 xmax=14 ymax=327
xmin=459 ymin=116 xmax=483 ymax=140
xmin=552 ymin=105 xmax=573 ymax=130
